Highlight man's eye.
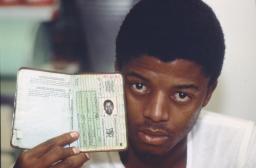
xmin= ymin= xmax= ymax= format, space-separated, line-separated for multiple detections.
xmin=173 ymin=92 xmax=190 ymax=103
xmin=130 ymin=83 xmax=148 ymax=93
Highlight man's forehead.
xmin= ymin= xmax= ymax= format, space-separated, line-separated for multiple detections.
xmin=122 ymin=55 xmax=210 ymax=87
xmin=124 ymin=55 xmax=203 ymax=74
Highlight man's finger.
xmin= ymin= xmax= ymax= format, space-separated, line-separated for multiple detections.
xmin=53 ymin=152 xmax=90 ymax=168
xmin=27 ymin=131 xmax=79 ymax=157
xmin=38 ymin=146 xmax=80 ymax=167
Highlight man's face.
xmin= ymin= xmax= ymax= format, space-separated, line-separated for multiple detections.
xmin=122 ymin=55 xmax=215 ymax=156
xmin=104 ymin=102 xmax=114 ymax=115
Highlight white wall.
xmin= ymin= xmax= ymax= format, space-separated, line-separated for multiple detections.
xmin=203 ymin=0 xmax=256 ymax=121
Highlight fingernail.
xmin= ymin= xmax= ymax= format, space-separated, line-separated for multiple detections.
xmin=72 ymin=147 xmax=80 ymax=154
xmin=84 ymin=153 xmax=90 ymax=159
xmin=70 ymin=131 xmax=79 ymax=138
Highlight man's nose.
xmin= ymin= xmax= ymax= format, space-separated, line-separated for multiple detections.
xmin=143 ymin=91 xmax=169 ymax=122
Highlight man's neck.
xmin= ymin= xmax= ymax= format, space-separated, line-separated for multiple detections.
xmin=120 ymin=138 xmax=187 ymax=168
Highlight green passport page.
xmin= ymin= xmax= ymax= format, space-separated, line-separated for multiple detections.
xmin=12 ymin=68 xmax=127 ymax=152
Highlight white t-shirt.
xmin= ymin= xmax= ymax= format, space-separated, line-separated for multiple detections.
xmin=82 ymin=110 xmax=256 ymax=168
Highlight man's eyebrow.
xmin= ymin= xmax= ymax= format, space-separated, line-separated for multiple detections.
xmin=125 ymin=71 xmax=149 ymax=82
xmin=174 ymin=84 xmax=199 ymax=91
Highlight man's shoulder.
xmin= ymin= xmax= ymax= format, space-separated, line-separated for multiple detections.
xmin=198 ymin=110 xmax=255 ymax=128
xmin=187 ymin=110 xmax=256 ymax=168
xmin=192 ymin=109 xmax=255 ymax=145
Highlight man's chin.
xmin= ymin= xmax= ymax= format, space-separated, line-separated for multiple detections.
xmin=130 ymin=140 xmax=172 ymax=157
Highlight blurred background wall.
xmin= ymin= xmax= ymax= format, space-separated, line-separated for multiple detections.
xmin=203 ymin=0 xmax=256 ymax=121
xmin=1 ymin=0 xmax=256 ymax=167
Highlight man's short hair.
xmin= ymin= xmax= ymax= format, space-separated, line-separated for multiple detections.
xmin=116 ymin=0 xmax=225 ymax=84
xmin=104 ymin=99 xmax=114 ymax=107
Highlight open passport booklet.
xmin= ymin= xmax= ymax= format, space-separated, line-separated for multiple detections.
xmin=11 ymin=68 xmax=127 ymax=152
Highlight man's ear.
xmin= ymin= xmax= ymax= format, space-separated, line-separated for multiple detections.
xmin=202 ymin=80 xmax=218 ymax=107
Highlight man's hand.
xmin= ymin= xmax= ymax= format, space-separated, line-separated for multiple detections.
xmin=14 ymin=131 xmax=89 ymax=168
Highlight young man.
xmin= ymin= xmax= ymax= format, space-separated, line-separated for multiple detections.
xmin=14 ymin=0 xmax=256 ymax=168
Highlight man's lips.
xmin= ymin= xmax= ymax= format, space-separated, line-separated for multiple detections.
xmin=137 ymin=128 xmax=169 ymax=145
